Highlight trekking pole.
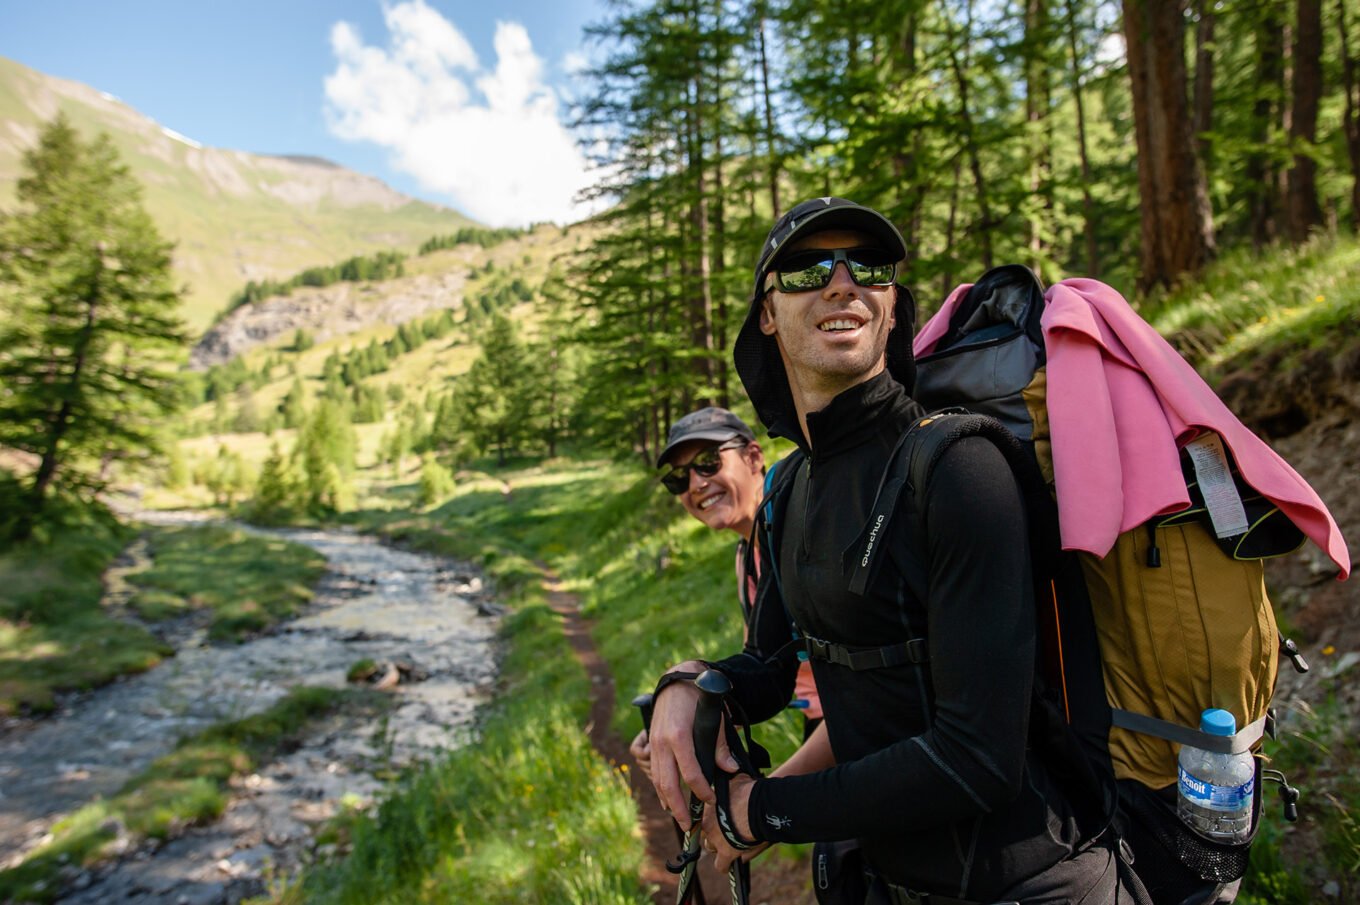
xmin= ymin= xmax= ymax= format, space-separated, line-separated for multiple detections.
xmin=634 ymin=693 xmax=708 ymax=905
xmin=665 ymin=680 xmax=721 ymax=905
xmin=693 ymin=669 xmax=751 ymax=905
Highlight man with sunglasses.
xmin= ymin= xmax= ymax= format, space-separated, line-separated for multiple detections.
xmin=633 ymin=406 xmax=827 ymax=772
xmin=642 ymin=198 xmax=1123 ymax=904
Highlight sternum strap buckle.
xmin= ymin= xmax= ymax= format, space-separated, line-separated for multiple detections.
xmin=803 ymin=634 xmax=929 ymax=670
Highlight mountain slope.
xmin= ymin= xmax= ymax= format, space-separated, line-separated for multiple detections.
xmin=0 ymin=56 xmax=474 ymax=332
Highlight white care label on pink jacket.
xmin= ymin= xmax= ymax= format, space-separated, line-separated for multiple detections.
xmin=1186 ymin=433 xmax=1250 ymax=539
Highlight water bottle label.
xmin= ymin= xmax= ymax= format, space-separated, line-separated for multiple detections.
xmin=1179 ymin=764 xmax=1254 ymax=809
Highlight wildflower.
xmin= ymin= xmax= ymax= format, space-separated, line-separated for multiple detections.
xmin=1323 ymin=645 xmax=1336 ymax=656
xmin=1316 ymin=295 xmax=1326 ymax=303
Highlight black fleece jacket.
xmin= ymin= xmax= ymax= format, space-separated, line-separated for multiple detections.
xmin=711 ymin=372 xmax=1081 ymax=897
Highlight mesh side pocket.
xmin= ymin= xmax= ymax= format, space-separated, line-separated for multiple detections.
xmin=1118 ymin=761 xmax=1261 ymax=887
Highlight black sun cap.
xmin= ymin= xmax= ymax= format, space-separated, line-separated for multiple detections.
xmin=656 ymin=407 xmax=756 ymax=468
xmin=751 ymin=197 xmax=907 ymax=301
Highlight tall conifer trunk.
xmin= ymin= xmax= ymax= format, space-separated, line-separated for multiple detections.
xmin=756 ymin=1 xmax=780 ymax=219
xmin=1339 ymin=0 xmax=1360 ymax=230
xmin=1063 ymin=0 xmax=1099 ymax=276
xmin=1025 ymin=0 xmax=1053 ymax=272
xmin=947 ymin=0 xmax=994 ymax=269
xmin=1122 ymin=0 xmax=1215 ymax=291
xmin=1193 ymin=0 xmax=1216 ymax=174
xmin=1248 ymin=5 xmax=1285 ymax=247
xmin=1287 ymin=0 xmax=1326 ymax=240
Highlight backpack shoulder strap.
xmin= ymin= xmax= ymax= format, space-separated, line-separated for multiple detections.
xmin=842 ymin=408 xmax=1058 ymax=597
xmin=754 ymin=448 xmax=804 ymax=600
xmin=842 ymin=407 xmax=993 ymax=595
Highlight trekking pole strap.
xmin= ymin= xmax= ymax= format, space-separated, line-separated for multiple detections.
xmin=804 ymin=634 xmax=929 ymax=670
xmin=1110 ymin=709 xmax=1267 ymax=755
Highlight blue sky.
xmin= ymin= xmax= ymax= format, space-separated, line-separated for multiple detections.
xmin=0 ymin=0 xmax=608 ymax=225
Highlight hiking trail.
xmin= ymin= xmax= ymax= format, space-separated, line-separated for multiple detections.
xmin=538 ymin=564 xmax=814 ymax=905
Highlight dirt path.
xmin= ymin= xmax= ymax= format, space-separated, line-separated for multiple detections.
xmin=539 ymin=566 xmax=814 ymax=905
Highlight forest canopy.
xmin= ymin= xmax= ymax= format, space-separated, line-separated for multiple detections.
xmin=569 ymin=0 xmax=1355 ymax=462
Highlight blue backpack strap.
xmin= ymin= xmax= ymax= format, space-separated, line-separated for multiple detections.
xmin=756 ymin=449 xmax=804 ymax=601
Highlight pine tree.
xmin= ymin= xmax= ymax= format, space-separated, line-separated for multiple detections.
xmin=249 ymin=442 xmax=298 ymax=524
xmin=0 ymin=115 xmax=186 ymax=540
xmin=293 ymin=399 xmax=356 ymax=513
xmin=417 ymin=452 xmax=456 ymax=507
xmin=280 ymin=377 xmax=309 ymax=430
xmin=459 ymin=313 xmax=534 ymax=464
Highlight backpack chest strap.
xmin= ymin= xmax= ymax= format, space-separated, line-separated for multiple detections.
xmin=804 ymin=633 xmax=930 ymax=670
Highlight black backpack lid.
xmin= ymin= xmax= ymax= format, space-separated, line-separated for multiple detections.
xmin=934 ymin=264 xmax=1046 ymax=364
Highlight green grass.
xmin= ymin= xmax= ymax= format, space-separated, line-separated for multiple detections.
xmin=1142 ymin=234 xmax=1360 ymax=380
xmin=1240 ymin=692 xmax=1360 ymax=904
xmin=0 ymin=521 xmax=171 ymax=715
xmin=128 ymin=524 xmax=327 ymax=641
xmin=0 ymin=685 xmax=374 ymax=904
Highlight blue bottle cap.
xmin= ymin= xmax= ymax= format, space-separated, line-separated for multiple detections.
xmin=1200 ymin=708 xmax=1237 ymax=737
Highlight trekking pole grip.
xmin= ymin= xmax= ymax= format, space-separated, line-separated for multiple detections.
xmin=633 ymin=692 xmax=656 ymax=733
xmin=692 ymin=669 xmax=731 ymax=788
xmin=693 ymin=670 xmax=751 ymax=905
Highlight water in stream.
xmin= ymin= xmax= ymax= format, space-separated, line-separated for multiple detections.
xmin=0 ymin=518 xmax=501 ymax=903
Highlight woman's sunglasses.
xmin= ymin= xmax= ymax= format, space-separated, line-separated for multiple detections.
xmin=660 ymin=438 xmax=748 ymax=495
xmin=770 ymin=247 xmax=897 ymax=293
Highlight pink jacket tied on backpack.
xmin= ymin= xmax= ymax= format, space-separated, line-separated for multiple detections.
xmin=915 ymin=277 xmax=1350 ymax=578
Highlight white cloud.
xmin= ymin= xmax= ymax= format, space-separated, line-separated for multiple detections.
xmin=324 ymin=1 xmax=597 ymax=226
xmin=561 ymin=51 xmax=589 ymax=78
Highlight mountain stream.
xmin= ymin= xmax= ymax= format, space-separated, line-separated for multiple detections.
xmin=0 ymin=515 xmax=501 ymax=903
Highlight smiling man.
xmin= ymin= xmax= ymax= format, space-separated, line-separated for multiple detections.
xmin=634 ymin=406 xmax=825 ymax=763
xmin=642 ymin=198 xmax=1127 ymax=904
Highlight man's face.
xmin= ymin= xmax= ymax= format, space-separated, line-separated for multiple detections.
xmin=758 ymin=229 xmax=897 ymax=396
xmin=665 ymin=439 xmax=764 ymax=536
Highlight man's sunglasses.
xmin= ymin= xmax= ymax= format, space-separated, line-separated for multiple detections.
xmin=769 ymin=247 xmax=897 ymax=293
xmin=660 ymin=438 xmax=748 ymax=495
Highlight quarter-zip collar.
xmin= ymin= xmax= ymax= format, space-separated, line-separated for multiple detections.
xmin=803 ymin=371 xmax=924 ymax=462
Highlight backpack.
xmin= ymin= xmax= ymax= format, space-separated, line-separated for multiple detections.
xmin=758 ymin=265 xmax=1322 ymax=904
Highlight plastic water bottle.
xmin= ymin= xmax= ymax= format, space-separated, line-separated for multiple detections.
xmin=1177 ymin=708 xmax=1255 ymax=843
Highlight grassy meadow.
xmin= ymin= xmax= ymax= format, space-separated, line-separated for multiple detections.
xmin=0 ymin=516 xmax=167 ymax=716
xmin=129 ymin=524 xmax=327 ymax=640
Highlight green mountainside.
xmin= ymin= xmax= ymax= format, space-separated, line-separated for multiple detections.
xmin=0 ymin=56 xmax=475 ymax=332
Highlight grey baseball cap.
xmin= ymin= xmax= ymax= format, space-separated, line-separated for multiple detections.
xmin=656 ymin=407 xmax=756 ymax=468
xmin=751 ymin=197 xmax=907 ymax=301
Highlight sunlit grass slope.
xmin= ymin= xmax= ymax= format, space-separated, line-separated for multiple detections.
xmin=0 ymin=517 xmax=167 ymax=715
xmin=1142 ymin=233 xmax=1360 ymax=378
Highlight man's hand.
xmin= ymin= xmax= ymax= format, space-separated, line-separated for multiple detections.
xmin=701 ymin=771 xmax=759 ymax=872
xmin=628 ymin=729 xmax=653 ymax=783
xmin=647 ymin=661 xmax=739 ymax=827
